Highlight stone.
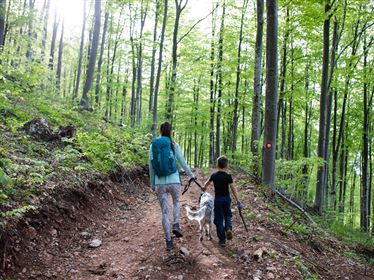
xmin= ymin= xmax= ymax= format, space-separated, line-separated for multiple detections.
xmin=180 ymin=247 xmax=190 ymax=257
xmin=88 ymin=239 xmax=102 ymax=248
xmin=253 ymin=248 xmax=264 ymax=261
xmin=178 ymin=275 xmax=184 ymax=280
xmin=25 ymin=226 xmax=37 ymax=240
xmin=80 ymin=231 xmax=92 ymax=240
xmin=267 ymin=272 xmax=275 ymax=279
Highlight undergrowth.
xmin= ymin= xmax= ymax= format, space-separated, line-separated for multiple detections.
xmin=0 ymin=78 xmax=149 ymax=223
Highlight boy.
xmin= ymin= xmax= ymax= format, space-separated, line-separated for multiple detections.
xmin=203 ymin=156 xmax=243 ymax=246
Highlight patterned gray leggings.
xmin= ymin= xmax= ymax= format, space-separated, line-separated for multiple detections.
xmin=155 ymin=183 xmax=181 ymax=241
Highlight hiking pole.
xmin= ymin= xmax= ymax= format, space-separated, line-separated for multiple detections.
xmin=238 ymin=206 xmax=248 ymax=232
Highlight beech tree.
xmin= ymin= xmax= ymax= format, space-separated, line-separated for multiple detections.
xmin=80 ymin=0 xmax=101 ymax=109
xmin=262 ymin=0 xmax=279 ymax=189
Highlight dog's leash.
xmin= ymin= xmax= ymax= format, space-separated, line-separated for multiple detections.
xmin=182 ymin=178 xmax=204 ymax=195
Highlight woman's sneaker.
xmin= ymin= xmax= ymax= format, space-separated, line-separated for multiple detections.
xmin=172 ymin=223 xmax=183 ymax=238
xmin=166 ymin=239 xmax=173 ymax=251
xmin=219 ymin=240 xmax=226 ymax=247
xmin=226 ymin=229 xmax=233 ymax=240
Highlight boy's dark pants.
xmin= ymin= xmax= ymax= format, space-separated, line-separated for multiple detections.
xmin=214 ymin=196 xmax=232 ymax=242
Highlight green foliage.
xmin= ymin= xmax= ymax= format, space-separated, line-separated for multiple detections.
xmin=276 ymin=157 xmax=324 ymax=205
xmin=316 ymin=215 xmax=374 ymax=249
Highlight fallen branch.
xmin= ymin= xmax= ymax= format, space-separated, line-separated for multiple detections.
xmin=272 ymin=189 xmax=317 ymax=226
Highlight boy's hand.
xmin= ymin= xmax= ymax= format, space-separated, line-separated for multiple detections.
xmin=237 ymin=201 xmax=244 ymax=209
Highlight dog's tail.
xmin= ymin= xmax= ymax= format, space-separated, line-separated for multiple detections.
xmin=185 ymin=206 xmax=207 ymax=221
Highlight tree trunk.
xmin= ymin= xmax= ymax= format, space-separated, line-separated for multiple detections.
xmin=215 ymin=1 xmax=226 ymax=160
xmin=80 ymin=0 xmax=101 ymax=110
xmin=95 ymin=12 xmax=109 ymax=108
xmin=151 ymin=0 xmax=168 ymax=134
xmin=135 ymin=1 xmax=148 ymax=124
xmin=26 ymin=0 xmax=35 ymax=58
xmin=41 ymin=0 xmax=50 ymax=59
xmin=165 ymin=0 xmax=188 ymax=122
xmin=56 ymin=20 xmax=64 ymax=91
xmin=48 ymin=11 xmax=59 ymax=70
xmin=149 ymin=0 xmax=160 ymax=113
xmin=0 ymin=0 xmax=6 ymax=47
xmin=276 ymin=7 xmax=289 ymax=160
xmin=232 ymin=0 xmax=248 ymax=154
xmin=251 ymin=0 xmax=264 ymax=175
xmin=361 ymin=35 xmax=369 ymax=232
xmin=209 ymin=3 xmax=218 ymax=165
xmin=73 ymin=0 xmax=87 ymax=99
xmin=315 ymin=1 xmax=331 ymax=214
xmin=262 ymin=0 xmax=278 ymax=189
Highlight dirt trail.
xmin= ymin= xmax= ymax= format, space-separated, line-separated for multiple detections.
xmin=69 ymin=175 xmax=247 ymax=280
xmin=3 ymin=169 xmax=374 ymax=280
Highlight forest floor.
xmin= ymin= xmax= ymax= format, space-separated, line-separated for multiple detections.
xmin=2 ymin=168 xmax=374 ymax=280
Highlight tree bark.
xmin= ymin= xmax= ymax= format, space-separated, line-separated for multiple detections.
xmin=149 ymin=0 xmax=160 ymax=113
xmin=215 ymin=1 xmax=226 ymax=160
xmin=48 ymin=11 xmax=59 ymax=70
xmin=0 ymin=0 xmax=6 ymax=47
xmin=251 ymin=0 xmax=264 ymax=175
xmin=315 ymin=1 xmax=331 ymax=214
xmin=56 ymin=20 xmax=64 ymax=91
xmin=209 ymin=3 xmax=218 ymax=165
xmin=73 ymin=0 xmax=87 ymax=100
xmin=95 ymin=12 xmax=109 ymax=108
xmin=361 ymin=34 xmax=370 ymax=232
xmin=151 ymin=0 xmax=168 ymax=135
xmin=40 ymin=0 xmax=49 ymax=59
xmin=262 ymin=0 xmax=278 ymax=189
xmin=165 ymin=0 xmax=188 ymax=122
xmin=80 ymin=0 xmax=101 ymax=110
xmin=232 ymin=0 xmax=248 ymax=154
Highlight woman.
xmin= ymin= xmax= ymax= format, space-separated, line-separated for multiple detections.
xmin=148 ymin=122 xmax=196 ymax=251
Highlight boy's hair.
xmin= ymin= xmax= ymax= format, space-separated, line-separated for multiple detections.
xmin=217 ymin=156 xmax=228 ymax=169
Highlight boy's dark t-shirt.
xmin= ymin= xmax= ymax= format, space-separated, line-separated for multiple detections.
xmin=209 ymin=171 xmax=233 ymax=197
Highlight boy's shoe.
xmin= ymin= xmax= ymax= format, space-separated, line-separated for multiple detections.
xmin=226 ymin=229 xmax=233 ymax=240
xmin=166 ymin=239 xmax=174 ymax=251
xmin=172 ymin=223 xmax=183 ymax=238
xmin=219 ymin=240 xmax=226 ymax=247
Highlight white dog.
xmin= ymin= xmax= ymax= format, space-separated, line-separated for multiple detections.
xmin=185 ymin=192 xmax=214 ymax=241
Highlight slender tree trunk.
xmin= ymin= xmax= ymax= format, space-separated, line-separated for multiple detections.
xmin=95 ymin=12 xmax=109 ymax=108
xmin=302 ymin=60 xmax=311 ymax=205
xmin=276 ymin=7 xmax=289 ymax=160
xmin=232 ymin=0 xmax=248 ymax=154
xmin=361 ymin=35 xmax=370 ymax=232
xmin=149 ymin=0 xmax=160 ymax=113
xmin=151 ymin=0 xmax=168 ymax=134
xmin=41 ymin=0 xmax=50 ymax=59
xmin=262 ymin=0 xmax=278 ymax=189
xmin=135 ymin=1 xmax=148 ymax=124
xmin=209 ymin=3 xmax=218 ymax=165
xmin=251 ymin=0 xmax=264 ymax=175
xmin=56 ymin=20 xmax=64 ymax=91
xmin=0 ymin=0 xmax=6 ymax=47
xmin=215 ymin=1 xmax=226 ymax=160
xmin=48 ymin=11 xmax=59 ymax=69
xmin=315 ymin=1 xmax=331 ymax=214
xmin=165 ymin=0 xmax=188 ymax=122
xmin=73 ymin=0 xmax=87 ymax=99
xmin=26 ymin=0 xmax=35 ymax=58
xmin=80 ymin=0 xmax=101 ymax=110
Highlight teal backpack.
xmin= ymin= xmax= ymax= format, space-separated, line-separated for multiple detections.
xmin=151 ymin=136 xmax=177 ymax=177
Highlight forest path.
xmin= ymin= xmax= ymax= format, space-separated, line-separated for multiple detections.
xmin=70 ymin=172 xmax=247 ymax=280
xmin=6 ymin=169 xmax=374 ymax=280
